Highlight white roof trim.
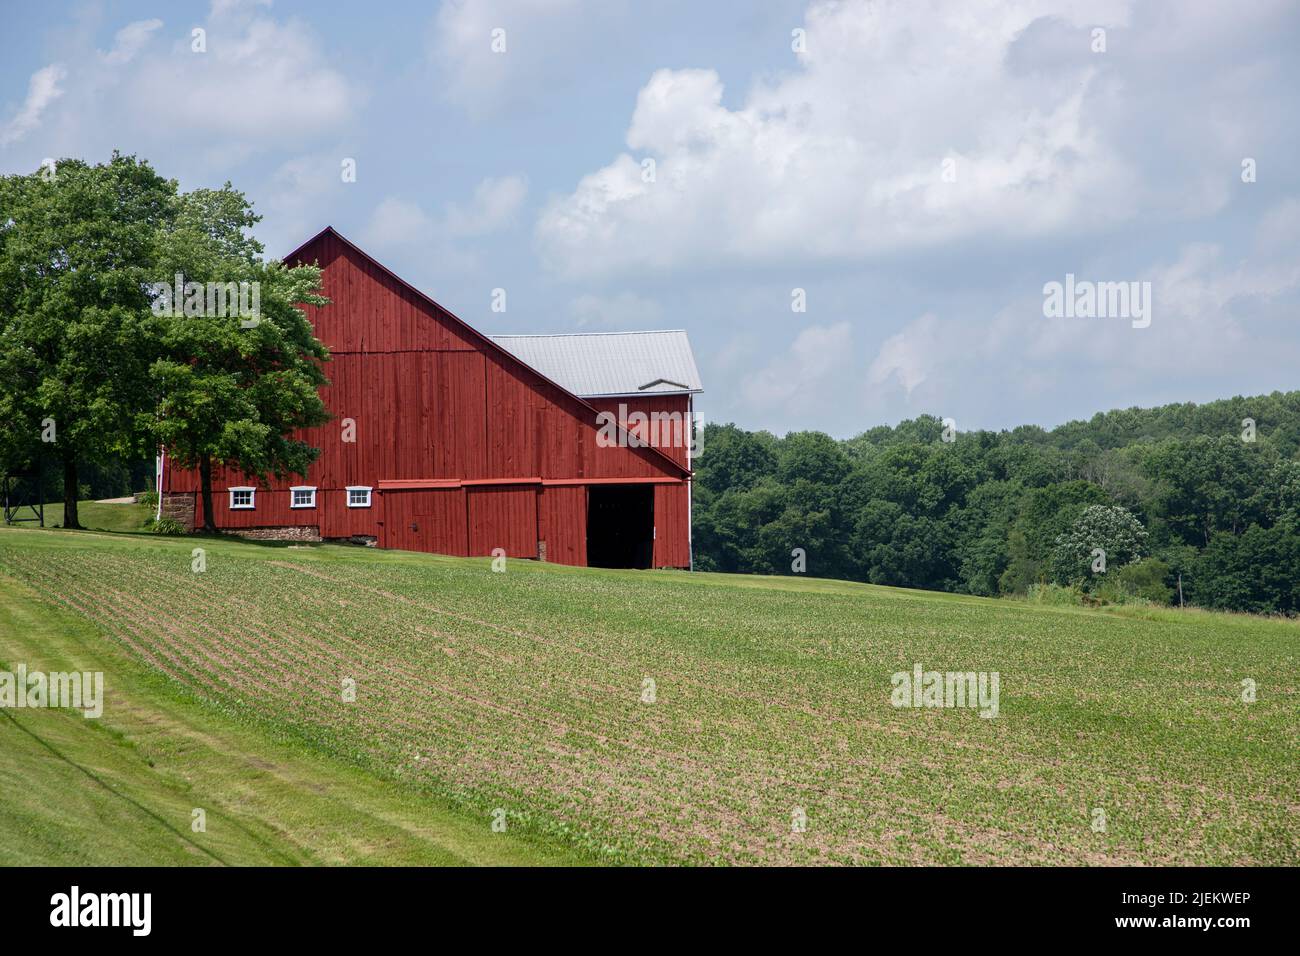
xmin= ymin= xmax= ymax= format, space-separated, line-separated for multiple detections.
xmin=577 ymin=390 xmax=699 ymax=399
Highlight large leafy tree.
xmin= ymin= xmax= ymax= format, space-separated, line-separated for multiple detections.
xmin=1143 ymin=436 xmax=1273 ymax=546
xmin=1190 ymin=525 xmax=1300 ymax=614
xmin=1050 ymin=504 xmax=1148 ymax=588
xmin=989 ymin=481 xmax=1110 ymax=593
xmin=148 ymin=187 xmax=329 ymax=532
xmin=776 ymin=430 xmax=851 ymax=486
xmin=695 ymin=423 xmax=777 ymax=494
xmin=0 ymin=154 xmax=175 ymax=528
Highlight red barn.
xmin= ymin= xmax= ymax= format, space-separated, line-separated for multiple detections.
xmin=159 ymin=227 xmax=702 ymax=569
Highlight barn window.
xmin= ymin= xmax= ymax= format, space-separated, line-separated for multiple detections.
xmin=229 ymin=487 xmax=255 ymax=510
xmin=346 ymin=486 xmax=372 ymax=508
xmin=290 ymin=486 xmax=317 ymax=509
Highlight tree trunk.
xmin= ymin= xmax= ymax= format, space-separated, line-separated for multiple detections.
xmin=62 ymin=455 xmax=81 ymax=529
xmin=198 ymin=454 xmax=218 ymax=533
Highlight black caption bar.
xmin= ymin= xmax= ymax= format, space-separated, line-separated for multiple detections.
xmin=0 ymin=866 xmax=1284 ymax=942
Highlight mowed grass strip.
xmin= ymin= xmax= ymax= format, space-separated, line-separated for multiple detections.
xmin=0 ymin=552 xmax=587 ymax=866
xmin=1 ymin=526 xmax=1296 ymax=865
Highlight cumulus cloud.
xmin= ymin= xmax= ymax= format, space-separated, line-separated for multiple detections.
xmin=210 ymin=0 xmax=273 ymax=15
xmin=0 ymin=65 xmax=66 ymax=148
xmin=122 ymin=10 xmax=358 ymax=145
xmin=258 ymin=149 xmax=357 ymax=256
xmin=536 ymin=0 xmax=1292 ymax=279
xmin=362 ymin=196 xmax=437 ymax=247
xmin=6 ymin=4 xmax=360 ymax=166
xmin=429 ymin=0 xmax=590 ymax=113
xmin=100 ymin=19 xmax=163 ymax=66
xmin=442 ymin=176 xmax=528 ymax=237
xmin=361 ymin=175 xmax=528 ymax=249
xmin=861 ymin=208 xmax=1300 ymax=424
xmin=868 ymin=314 xmax=941 ymax=396
xmin=741 ymin=322 xmax=853 ymax=412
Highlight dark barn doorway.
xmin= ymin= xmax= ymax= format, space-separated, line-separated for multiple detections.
xmin=587 ymin=484 xmax=654 ymax=569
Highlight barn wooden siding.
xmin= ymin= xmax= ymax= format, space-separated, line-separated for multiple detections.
xmin=586 ymin=395 xmax=693 ymax=471
xmin=166 ymin=228 xmax=693 ymax=568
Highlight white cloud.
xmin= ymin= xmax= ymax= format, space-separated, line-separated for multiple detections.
xmin=442 ymin=176 xmax=528 ymax=237
xmin=1254 ymin=197 xmax=1300 ymax=251
xmin=429 ymin=0 xmax=589 ymax=113
xmin=1021 ymin=239 xmax=1300 ymax=375
xmin=357 ymin=175 xmax=529 ymax=279
xmin=536 ymin=0 xmax=1289 ymax=279
xmin=209 ymin=0 xmax=272 ymax=16
xmin=361 ymin=174 xmax=528 ymax=251
xmin=11 ymin=5 xmax=360 ymax=164
xmin=122 ymin=12 xmax=357 ymax=145
xmin=0 ymin=65 xmax=66 ymax=148
xmin=860 ymin=212 xmax=1300 ymax=423
xmin=362 ymin=197 xmax=437 ymax=247
xmin=868 ymin=314 xmax=940 ymax=396
xmin=260 ymin=149 xmax=360 ymax=256
xmin=741 ymin=322 xmax=853 ymax=412
xmin=567 ymin=291 xmax=663 ymax=329
xmin=100 ymin=19 xmax=163 ymax=66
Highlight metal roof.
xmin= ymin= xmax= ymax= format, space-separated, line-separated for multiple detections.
xmin=488 ymin=330 xmax=703 ymax=398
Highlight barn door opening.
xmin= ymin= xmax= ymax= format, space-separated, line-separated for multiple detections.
xmin=586 ymin=484 xmax=653 ymax=569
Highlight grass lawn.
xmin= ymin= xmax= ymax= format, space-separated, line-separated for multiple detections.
xmin=27 ymin=498 xmax=155 ymax=534
xmin=0 ymin=523 xmax=1296 ymax=865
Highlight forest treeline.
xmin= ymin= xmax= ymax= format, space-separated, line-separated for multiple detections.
xmin=691 ymin=391 xmax=1300 ymax=614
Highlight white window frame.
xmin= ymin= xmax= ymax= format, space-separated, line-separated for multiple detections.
xmin=290 ymin=486 xmax=317 ymax=509
xmin=229 ymin=487 xmax=256 ymax=510
xmin=346 ymin=485 xmax=373 ymax=509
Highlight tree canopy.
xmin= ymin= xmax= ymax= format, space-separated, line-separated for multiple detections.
xmin=0 ymin=154 xmax=174 ymax=527
xmin=0 ymin=153 xmax=329 ymax=531
xmin=692 ymin=394 xmax=1300 ymax=614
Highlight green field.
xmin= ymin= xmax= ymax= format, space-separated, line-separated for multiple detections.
xmin=1 ymin=517 xmax=1297 ymax=865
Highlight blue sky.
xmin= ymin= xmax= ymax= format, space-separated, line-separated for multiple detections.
xmin=4 ymin=0 xmax=1299 ymax=437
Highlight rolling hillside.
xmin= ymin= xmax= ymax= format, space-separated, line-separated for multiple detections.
xmin=0 ymin=523 xmax=1296 ymax=865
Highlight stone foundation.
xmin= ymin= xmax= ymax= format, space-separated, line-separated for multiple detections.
xmin=160 ymin=492 xmax=196 ymax=531
xmin=226 ymin=525 xmax=322 ymax=543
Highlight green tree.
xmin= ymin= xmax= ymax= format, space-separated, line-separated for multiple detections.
xmin=775 ymin=430 xmax=851 ymax=486
xmin=148 ymin=187 xmax=329 ymax=531
xmin=695 ymin=423 xmax=777 ymax=495
xmin=754 ymin=504 xmax=840 ymax=577
xmin=686 ymin=391 xmax=1300 ymax=613
xmin=1189 ymin=526 xmax=1300 ymax=614
xmin=954 ymin=479 xmax=1022 ymax=595
xmin=1143 ymin=436 xmax=1272 ymax=546
xmin=0 ymin=154 xmax=175 ymax=528
xmin=1094 ymin=558 xmax=1173 ymax=605
xmin=994 ymin=481 xmax=1110 ymax=593
xmin=693 ymin=478 xmax=787 ymax=573
xmin=1050 ymin=504 xmax=1147 ymax=588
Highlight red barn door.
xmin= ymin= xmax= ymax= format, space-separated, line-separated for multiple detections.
xmin=467 ymin=486 xmax=538 ymax=558
xmin=382 ymin=488 xmax=469 ymax=556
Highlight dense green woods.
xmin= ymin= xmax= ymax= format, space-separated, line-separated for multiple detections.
xmin=692 ymin=391 xmax=1300 ymax=614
